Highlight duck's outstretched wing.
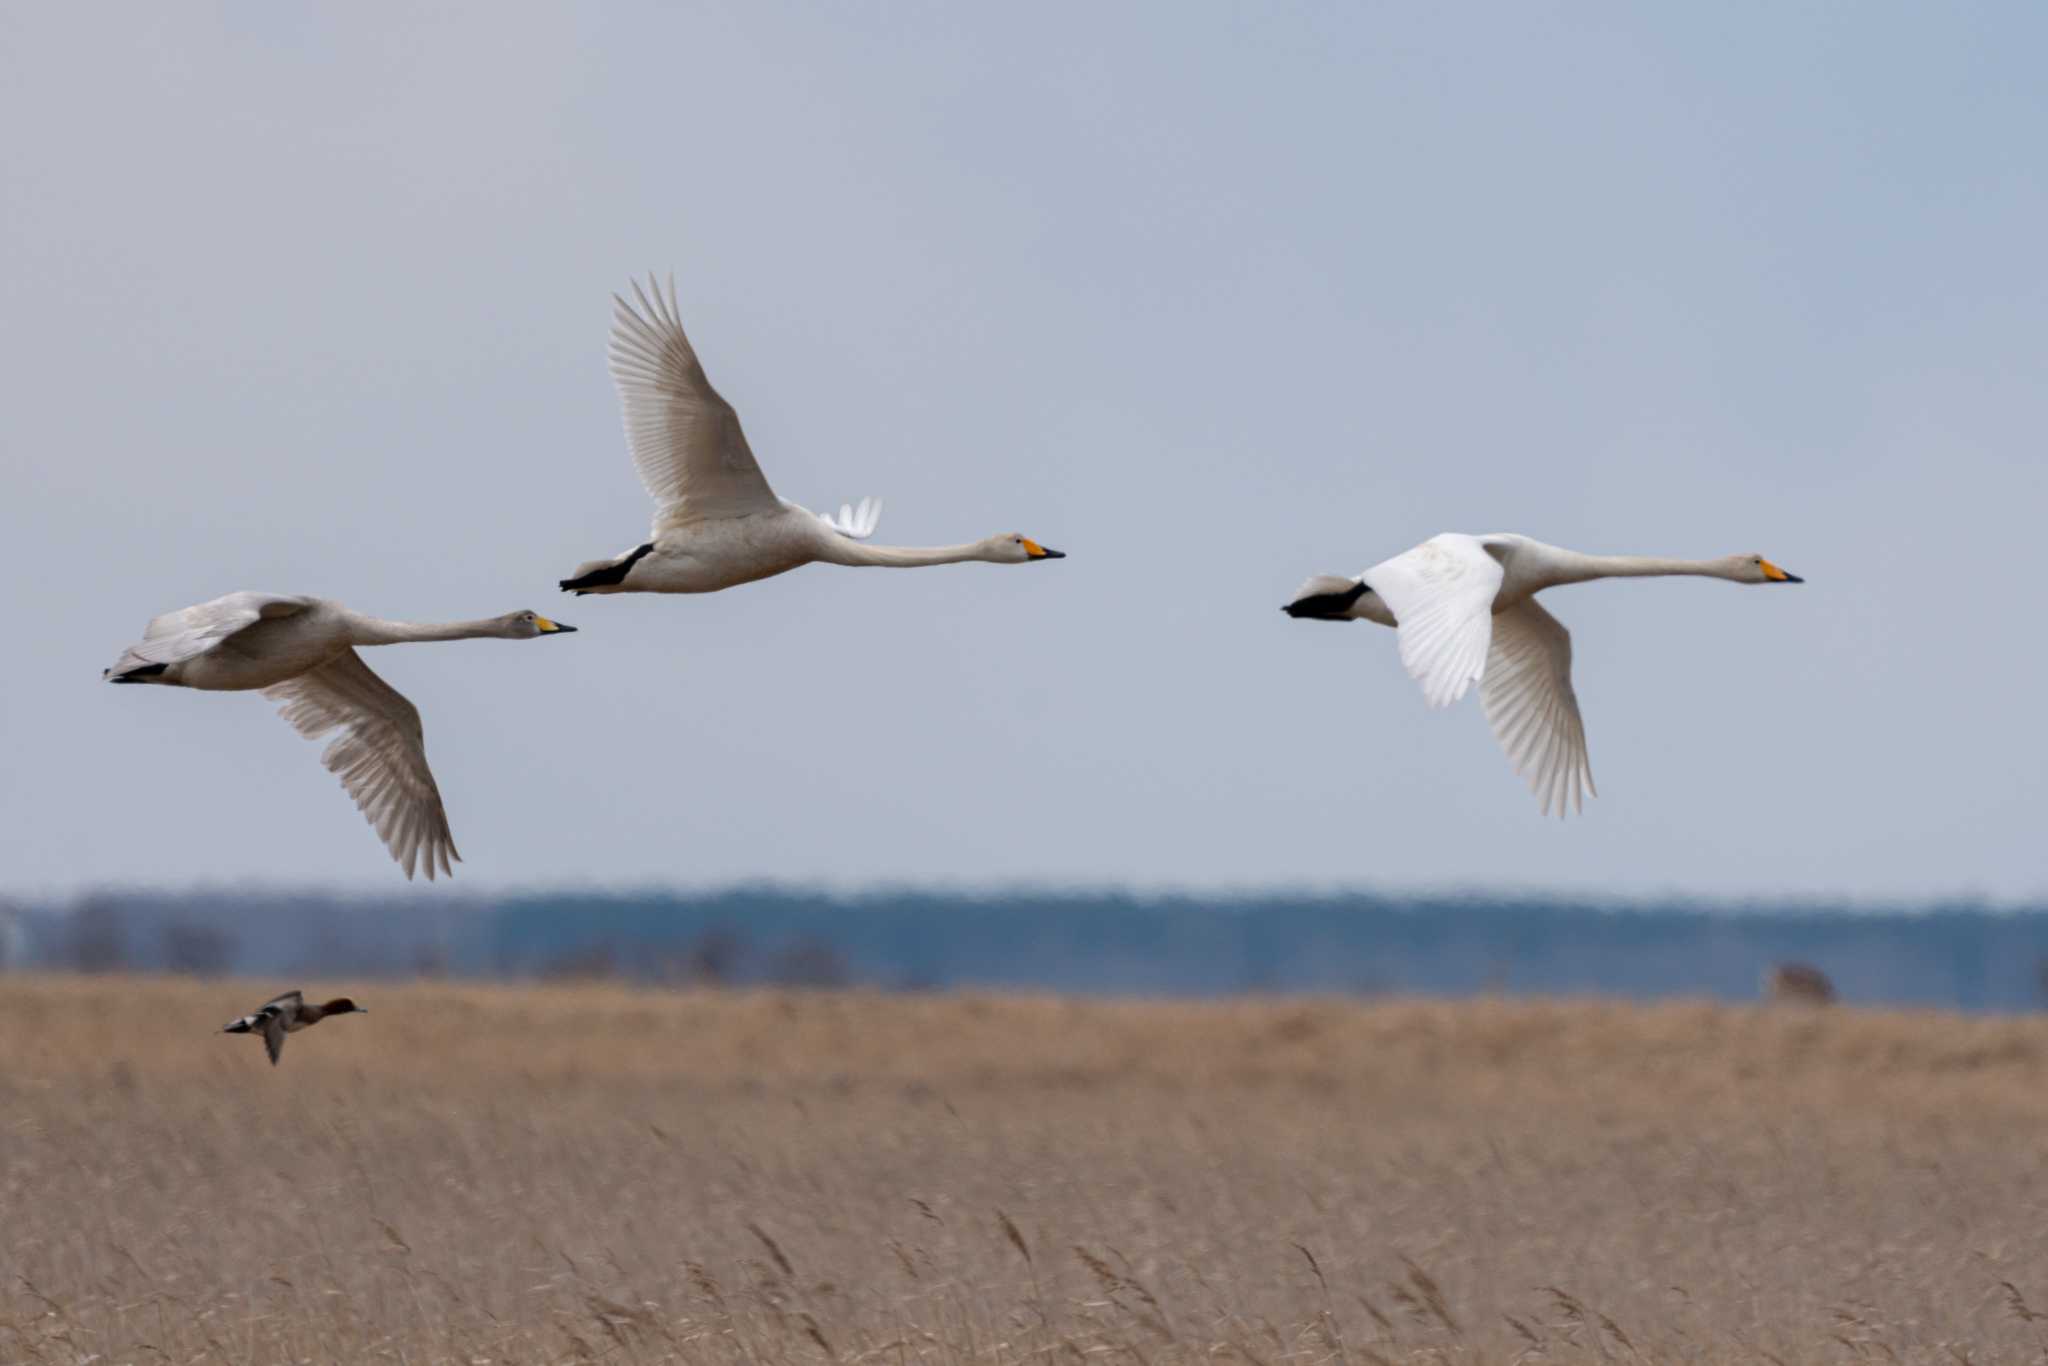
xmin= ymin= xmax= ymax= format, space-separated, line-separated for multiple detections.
xmin=1362 ymin=534 xmax=1504 ymax=709
xmin=1480 ymin=600 xmax=1596 ymax=818
xmin=107 ymin=593 xmax=312 ymax=678
xmin=265 ymin=652 xmax=459 ymax=881
xmin=263 ymin=1012 xmax=289 ymax=1065
xmin=224 ymin=991 xmax=302 ymax=1065
xmin=815 ymin=496 xmax=883 ymax=540
xmin=608 ymin=274 xmax=781 ymax=533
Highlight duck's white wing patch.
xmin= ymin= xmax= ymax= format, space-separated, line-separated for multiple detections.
xmin=608 ymin=275 xmax=781 ymax=534
xmin=113 ymin=593 xmax=312 ymax=673
xmin=816 ymin=495 xmax=882 ymax=540
xmin=1480 ymin=599 xmax=1595 ymax=818
xmin=265 ymin=651 xmax=460 ymax=881
xmin=1362 ymin=534 xmax=1504 ymax=709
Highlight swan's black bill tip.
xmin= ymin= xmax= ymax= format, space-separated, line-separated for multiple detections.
xmin=1030 ymin=547 xmax=1066 ymax=561
xmin=561 ymin=542 xmax=655 ymax=593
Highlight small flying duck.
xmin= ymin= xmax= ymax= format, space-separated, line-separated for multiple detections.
xmin=222 ymin=990 xmax=366 ymax=1065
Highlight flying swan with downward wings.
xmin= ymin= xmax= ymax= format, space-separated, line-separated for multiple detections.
xmin=104 ymin=595 xmax=576 ymax=878
xmin=1284 ymin=534 xmax=1803 ymax=816
xmin=559 ymin=275 xmax=1065 ymax=597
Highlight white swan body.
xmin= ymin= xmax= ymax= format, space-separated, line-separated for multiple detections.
xmin=1285 ymin=534 xmax=1803 ymax=817
xmin=560 ymin=276 xmax=1063 ymax=596
xmin=105 ymin=594 xmax=576 ymax=878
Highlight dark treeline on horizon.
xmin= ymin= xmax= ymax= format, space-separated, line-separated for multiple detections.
xmin=2 ymin=887 xmax=2045 ymax=1011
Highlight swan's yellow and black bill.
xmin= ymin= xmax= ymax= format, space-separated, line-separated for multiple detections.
xmin=1022 ymin=538 xmax=1065 ymax=560
xmin=536 ymin=616 xmax=578 ymax=633
xmin=1760 ymin=560 xmax=1803 ymax=584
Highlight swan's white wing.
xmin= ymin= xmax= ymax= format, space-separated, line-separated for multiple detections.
xmin=608 ymin=275 xmax=780 ymax=533
xmin=264 ymin=650 xmax=460 ymax=881
xmin=1362 ymin=534 xmax=1504 ymax=709
xmin=1480 ymin=600 xmax=1596 ymax=818
xmin=816 ymin=495 xmax=883 ymax=540
xmin=113 ymin=593 xmax=311 ymax=673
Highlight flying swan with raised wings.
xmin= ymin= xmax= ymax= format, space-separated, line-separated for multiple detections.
xmin=559 ymin=275 xmax=1065 ymax=597
xmin=104 ymin=595 xmax=576 ymax=878
xmin=1284 ymin=534 xmax=1803 ymax=816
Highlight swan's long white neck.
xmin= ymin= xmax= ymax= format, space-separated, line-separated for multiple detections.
xmin=345 ymin=614 xmax=509 ymax=645
xmin=814 ymin=540 xmax=991 ymax=568
xmin=1528 ymin=549 xmax=1742 ymax=590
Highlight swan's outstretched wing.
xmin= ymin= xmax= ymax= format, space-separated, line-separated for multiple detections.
xmin=816 ymin=495 xmax=883 ymax=540
xmin=1480 ymin=600 xmax=1596 ymax=818
xmin=609 ymin=275 xmax=780 ymax=533
xmin=1362 ymin=535 xmax=1504 ymax=708
xmin=264 ymin=651 xmax=459 ymax=881
xmin=108 ymin=593 xmax=312 ymax=676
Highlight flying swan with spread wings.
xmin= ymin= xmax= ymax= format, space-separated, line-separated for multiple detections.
xmin=104 ymin=594 xmax=575 ymax=878
xmin=559 ymin=275 xmax=1065 ymax=597
xmin=1284 ymin=534 xmax=1803 ymax=816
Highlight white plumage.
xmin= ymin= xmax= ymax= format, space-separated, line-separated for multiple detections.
xmin=1286 ymin=534 xmax=1803 ymax=817
xmin=816 ymin=496 xmax=883 ymax=541
xmin=560 ymin=275 xmax=1063 ymax=596
xmin=105 ymin=597 xmax=576 ymax=878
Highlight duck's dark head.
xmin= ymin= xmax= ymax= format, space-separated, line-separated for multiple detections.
xmin=321 ymin=998 xmax=367 ymax=1015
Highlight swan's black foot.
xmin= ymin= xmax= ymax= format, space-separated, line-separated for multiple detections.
xmin=559 ymin=543 xmax=655 ymax=593
xmin=1282 ymin=582 xmax=1369 ymax=619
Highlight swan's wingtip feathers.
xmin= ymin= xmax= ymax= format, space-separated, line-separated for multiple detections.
xmin=626 ymin=275 xmax=660 ymax=327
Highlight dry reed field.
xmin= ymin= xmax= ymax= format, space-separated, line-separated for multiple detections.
xmin=6 ymin=977 xmax=2048 ymax=1364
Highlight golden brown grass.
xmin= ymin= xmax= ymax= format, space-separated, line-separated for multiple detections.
xmin=5 ymin=976 xmax=2048 ymax=1363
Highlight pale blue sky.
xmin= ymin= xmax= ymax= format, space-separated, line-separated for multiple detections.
xmin=4 ymin=3 xmax=2043 ymax=899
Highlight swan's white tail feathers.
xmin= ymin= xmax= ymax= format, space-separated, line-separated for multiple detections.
xmin=818 ymin=495 xmax=883 ymax=540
